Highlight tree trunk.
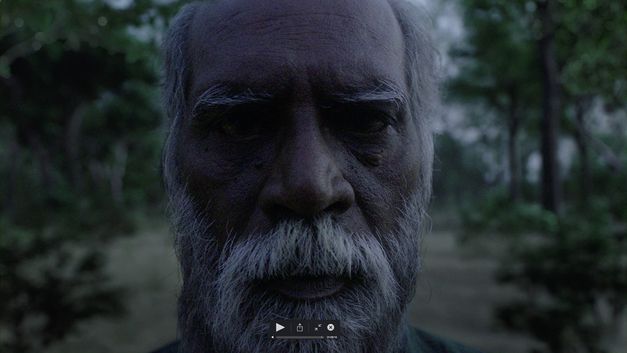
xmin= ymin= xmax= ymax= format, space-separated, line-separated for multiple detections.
xmin=573 ymin=98 xmax=591 ymax=205
xmin=28 ymin=133 xmax=52 ymax=195
xmin=507 ymin=91 xmax=521 ymax=201
xmin=537 ymin=0 xmax=561 ymax=214
xmin=3 ymin=137 xmax=20 ymax=218
xmin=110 ymin=140 xmax=128 ymax=206
xmin=65 ymin=104 xmax=86 ymax=192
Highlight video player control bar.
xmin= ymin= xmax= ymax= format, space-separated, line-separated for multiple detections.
xmin=269 ymin=320 xmax=341 ymax=339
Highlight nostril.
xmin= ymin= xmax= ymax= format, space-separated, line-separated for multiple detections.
xmin=264 ymin=200 xmax=350 ymax=223
xmin=264 ymin=203 xmax=301 ymax=222
xmin=261 ymin=187 xmax=353 ymax=222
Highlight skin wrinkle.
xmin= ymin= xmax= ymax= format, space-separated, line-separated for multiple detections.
xmin=161 ymin=0 xmax=439 ymax=352
xmin=209 ymin=5 xmax=390 ymax=49
xmin=187 ymin=3 xmax=406 ymax=96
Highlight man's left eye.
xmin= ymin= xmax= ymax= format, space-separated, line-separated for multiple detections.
xmin=332 ymin=108 xmax=394 ymax=135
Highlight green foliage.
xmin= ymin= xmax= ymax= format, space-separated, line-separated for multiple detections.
xmin=447 ymin=0 xmax=541 ymax=122
xmin=495 ymin=210 xmax=627 ymax=353
xmin=461 ymin=191 xmax=558 ymax=236
xmin=558 ymin=0 xmax=627 ymax=106
xmin=0 ymin=0 xmax=187 ymax=351
xmin=460 ymin=166 xmax=627 ymax=353
xmin=433 ymin=132 xmax=492 ymax=207
xmin=450 ymin=0 xmax=627 ymax=351
xmin=0 ymin=217 xmax=125 ymax=351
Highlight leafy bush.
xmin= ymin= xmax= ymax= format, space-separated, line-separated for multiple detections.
xmin=461 ymin=190 xmax=558 ymax=236
xmin=0 ymin=217 xmax=126 ymax=352
xmin=0 ymin=0 xmax=185 ymax=351
xmin=462 ymin=190 xmax=627 ymax=353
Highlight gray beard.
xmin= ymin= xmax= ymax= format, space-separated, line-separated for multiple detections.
xmin=168 ymin=184 xmax=427 ymax=353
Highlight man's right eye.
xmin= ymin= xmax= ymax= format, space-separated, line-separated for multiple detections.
xmin=193 ymin=105 xmax=272 ymax=141
xmin=216 ymin=113 xmax=266 ymax=141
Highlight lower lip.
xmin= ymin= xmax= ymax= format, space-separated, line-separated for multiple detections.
xmin=264 ymin=276 xmax=347 ymax=300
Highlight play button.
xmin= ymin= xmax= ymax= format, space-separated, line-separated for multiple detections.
xmin=275 ymin=323 xmax=285 ymax=332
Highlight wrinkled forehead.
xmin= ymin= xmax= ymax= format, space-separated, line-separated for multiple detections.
xmin=187 ymin=0 xmax=406 ymax=99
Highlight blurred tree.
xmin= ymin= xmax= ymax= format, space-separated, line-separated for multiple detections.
xmin=536 ymin=0 xmax=561 ymax=213
xmin=448 ymin=0 xmax=541 ymax=202
xmin=558 ymin=0 xmax=627 ymax=205
xmin=451 ymin=0 xmax=627 ymax=352
xmin=450 ymin=0 xmax=626 ymax=208
xmin=433 ymin=131 xmax=493 ymax=207
xmin=0 ymin=0 xmax=186 ymax=351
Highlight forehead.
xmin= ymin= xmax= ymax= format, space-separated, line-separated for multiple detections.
xmin=187 ymin=0 xmax=406 ymax=99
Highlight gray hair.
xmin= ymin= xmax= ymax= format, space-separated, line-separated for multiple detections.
xmin=161 ymin=2 xmax=200 ymax=194
xmin=389 ymin=0 xmax=440 ymax=203
xmin=161 ymin=0 xmax=441 ymax=200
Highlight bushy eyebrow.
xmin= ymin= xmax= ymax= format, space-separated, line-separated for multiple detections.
xmin=328 ymin=81 xmax=408 ymax=110
xmin=191 ymin=84 xmax=273 ymax=116
xmin=191 ymin=80 xmax=407 ymax=118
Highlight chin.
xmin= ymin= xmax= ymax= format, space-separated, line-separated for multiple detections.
xmin=178 ymin=266 xmax=412 ymax=353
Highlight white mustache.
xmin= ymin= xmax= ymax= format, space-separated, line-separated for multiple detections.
xmin=215 ymin=216 xmax=399 ymax=305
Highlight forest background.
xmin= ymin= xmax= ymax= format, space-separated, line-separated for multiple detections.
xmin=1 ymin=0 xmax=625 ymax=352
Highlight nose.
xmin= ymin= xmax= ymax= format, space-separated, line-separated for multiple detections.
xmin=259 ymin=109 xmax=354 ymax=221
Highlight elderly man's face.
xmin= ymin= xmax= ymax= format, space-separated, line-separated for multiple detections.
xmin=180 ymin=0 xmax=422 ymax=253
xmin=170 ymin=0 xmax=430 ymax=352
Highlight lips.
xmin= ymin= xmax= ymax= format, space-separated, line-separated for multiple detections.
xmin=262 ymin=275 xmax=347 ymax=300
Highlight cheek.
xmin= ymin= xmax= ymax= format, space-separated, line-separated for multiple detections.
xmin=177 ymin=134 xmax=275 ymax=241
xmin=344 ymin=129 xmax=422 ymax=234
